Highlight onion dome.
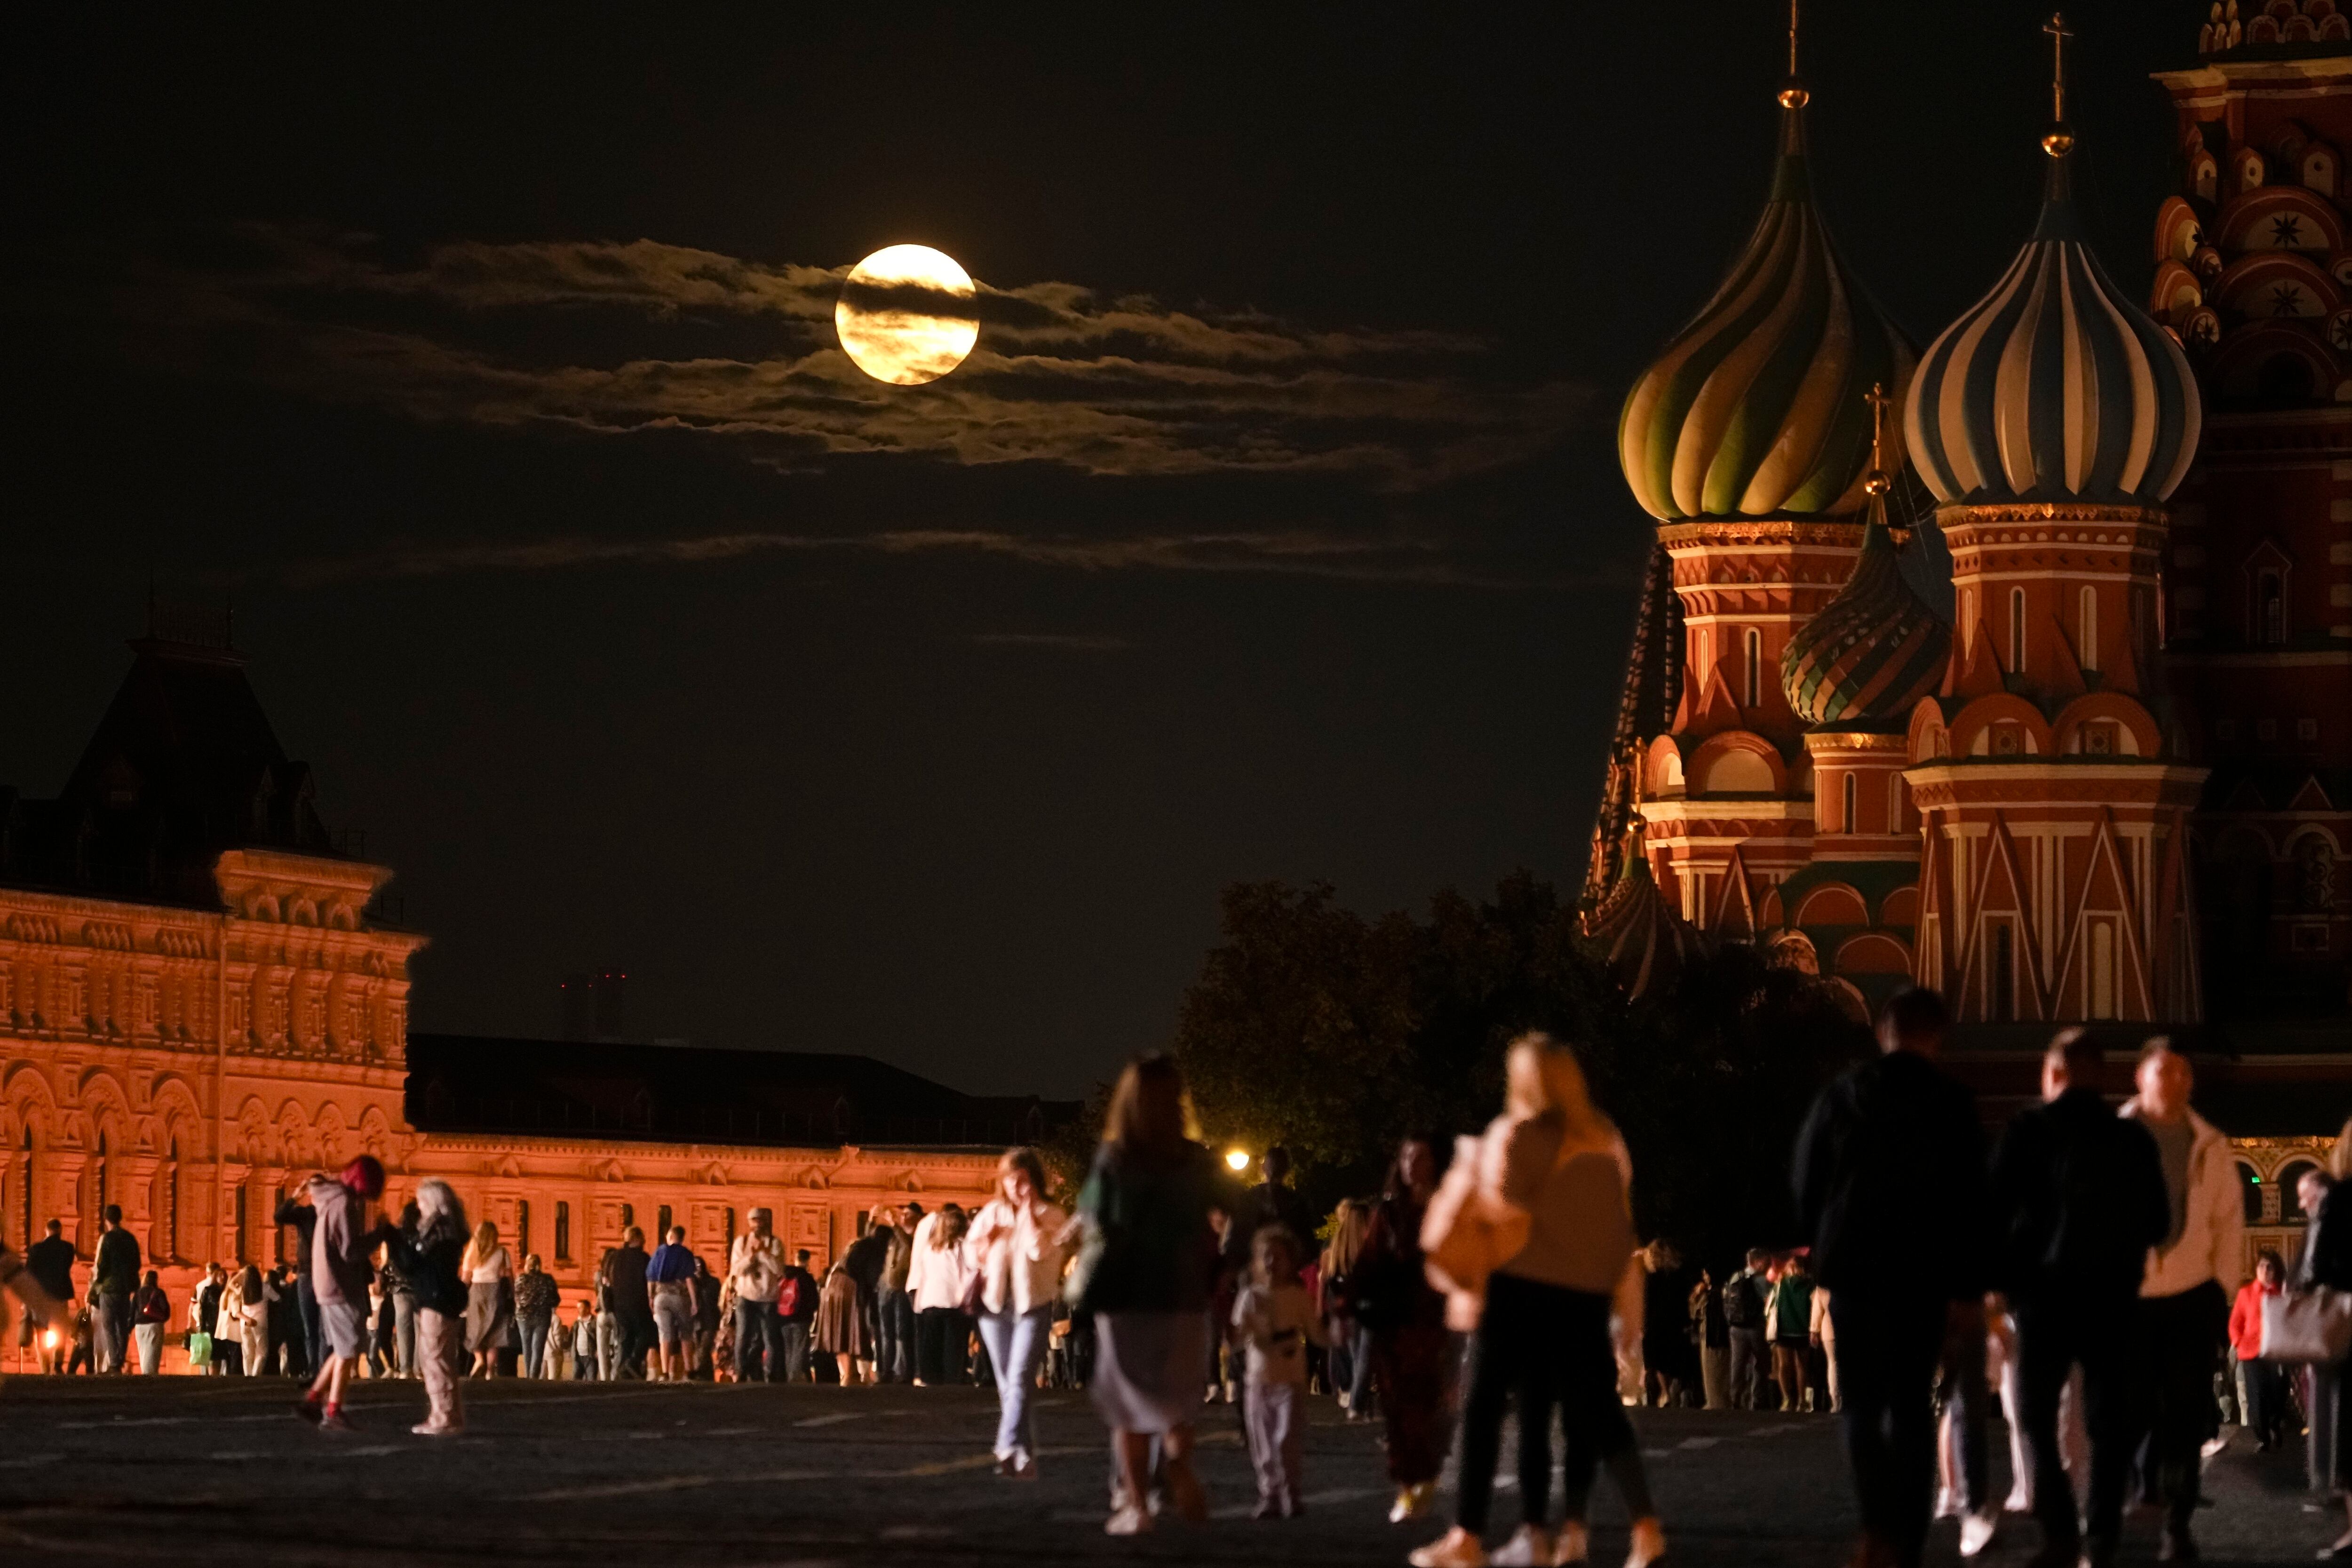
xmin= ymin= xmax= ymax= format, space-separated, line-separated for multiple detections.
xmin=1903 ymin=123 xmax=2202 ymax=506
xmin=1619 ymin=87 xmax=1916 ymax=521
xmin=1780 ymin=386 xmax=1951 ymax=726
xmin=1583 ymin=836 xmax=1708 ymax=1000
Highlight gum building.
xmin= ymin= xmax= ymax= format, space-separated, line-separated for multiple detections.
xmin=0 ymin=632 xmax=1069 ymax=1326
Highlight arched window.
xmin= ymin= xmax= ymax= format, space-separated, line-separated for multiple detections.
xmin=2239 ymin=1162 xmax=2265 ymax=1225
xmin=2284 ymin=1161 xmax=2324 ymax=1222
xmin=2079 ymin=587 xmax=2098 ymax=672
xmin=516 ymin=1199 xmax=532 ymax=1260
xmin=1743 ymin=628 xmax=1762 ymax=708
xmin=2010 ymin=588 xmax=2027 ymax=675
xmin=1841 ymin=773 xmax=1858 ymax=835
xmin=619 ymin=1202 xmax=634 ymax=1237
xmin=554 ymin=1201 xmax=572 ymax=1263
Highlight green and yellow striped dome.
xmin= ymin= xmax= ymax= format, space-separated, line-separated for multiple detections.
xmin=1619 ymin=105 xmax=1915 ymax=522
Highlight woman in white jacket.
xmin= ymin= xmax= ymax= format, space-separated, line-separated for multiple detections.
xmin=906 ymin=1203 xmax=975 ymax=1385
xmin=964 ymin=1147 xmax=1070 ymax=1476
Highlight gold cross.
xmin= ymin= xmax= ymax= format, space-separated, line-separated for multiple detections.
xmin=1788 ymin=0 xmax=1801 ymax=79
xmin=1865 ymin=381 xmax=1893 ymax=476
xmin=2045 ymin=12 xmax=2073 ymax=124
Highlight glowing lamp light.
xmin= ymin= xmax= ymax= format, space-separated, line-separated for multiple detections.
xmin=1224 ymin=1149 xmax=1251 ymax=1173
xmin=43 ymin=1329 xmax=60 ymax=1349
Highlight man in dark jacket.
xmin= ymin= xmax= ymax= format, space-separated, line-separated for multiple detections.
xmin=1793 ymin=986 xmax=1988 ymax=1568
xmin=23 ymin=1220 xmax=77 ymax=1374
xmin=274 ymin=1187 xmax=320 ymax=1378
xmin=1223 ymin=1145 xmax=1315 ymax=1271
xmin=1987 ymin=1029 xmax=2170 ymax=1568
xmin=600 ymin=1226 xmax=655 ymax=1378
xmin=91 ymin=1204 xmax=141 ymax=1375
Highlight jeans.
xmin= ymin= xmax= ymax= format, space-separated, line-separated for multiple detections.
xmin=521 ymin=1317 xmax=550 ymax=1378
xmin=977 ymin=1306 xmax=1051 ymax=1462
xmin=1456 ymin=1273 xmax=1653 ymax=1535
xmin=1346 ymin=1321 xmax=1377 ymax=1414
xmin=94 ymin=1293 xmax=132 ymax=1373
xmin=781 ymin=1319 xmax=811 ymax=1382
xmin=2015 ymin=1295 xmax=2138 ymax=1553
xmin=1829 ymin=1293 xmax=1947 ymax=1568
xmin=735 ymin=1298 xmax=782 ymax=1382
xmin=296 ymin=1276 xmax=321 ymax=1379
xmin=877 ymin=1289 xmax=914 ymax=1382
xmin=597 ymin=1311 xmax=619 ymax=1379
xmin=2242 ymin=1356 xmax=2288 ymax=1446
xmin=393 ymin=1292 xmax=418 ymax=1377
xmin=572 ymin=1334 xmax=596 ymax=1378
xmin=1728 ymin=1325 xmax=1767 ymax=1409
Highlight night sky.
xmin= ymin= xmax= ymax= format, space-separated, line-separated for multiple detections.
xmin=0 ymin=2 xmax=2190 ymax=1095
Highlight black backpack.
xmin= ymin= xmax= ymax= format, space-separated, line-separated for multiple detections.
xmin=1722 ymin=1274 xmax=1763 ymax=1329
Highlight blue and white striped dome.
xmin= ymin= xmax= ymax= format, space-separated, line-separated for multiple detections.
xmin=1904 ymin=159 xmax=2202 ymax=507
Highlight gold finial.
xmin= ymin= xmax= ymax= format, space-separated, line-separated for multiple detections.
xmin=1778 ymin=0 xmax=1810 ymax=109
xmin=2042 ymin=13 xmax=2076 ymax=159
xmin=1862 ymin=381 xmax=1893 ymax=497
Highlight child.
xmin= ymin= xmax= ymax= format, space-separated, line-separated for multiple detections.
xmin=1230 ymin=1224 xmax=1325 ymax=1519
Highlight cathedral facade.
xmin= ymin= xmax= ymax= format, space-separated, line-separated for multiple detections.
xmin=0 ymin=635 xmax=1016 ymax=1343
xmin=1588 ymin=9 xmax=2348 ymax=1046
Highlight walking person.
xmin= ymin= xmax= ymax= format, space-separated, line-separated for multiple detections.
xmin=385 ymin=1177 xmax=469 ymax=1436
xmin=1792 ymin=987 xmax=1990 ymax=1568
xmin=1769 ymin=1253 xmax=1816 ymax=1413
xmin=272 ymin=1187 xmax=320 ymax=1379
xmin=294 ymin=1156 xmax=389 ymax=1432
xmin=131 ymin=1269 xmax=170 ymax=1374
xmin=23 ymin=1219 xmax=78 ymax=1374
xmin=1341 ymin=1134 xmax=1452 ymax=1523
xmin=1724 ymin=1249 xmax=1770 ymax=1409
xmin=2119 ymin=1040 xmax=2245 ymax=1563
xmin=646 ymin=1225 xmax=698 ymax=1382
xmin=459 ymin=1220 xmax=513 ymax=1378
xmin=2228 ymin=1251 xmax=2288 ymax=1452
xmin=966 ymin=1146 xmax=1070 ymax=1478
xmin=603 ymin=1225 xmax=655 ymax=1378
xmin=515 ymin=1253 xmax=558 ymax=1378
xmin=2297 ymin=1167 xmax=2352 ymax=1557
xmin=729 ymin=1209 xmax=786 ymax=1382
xmin=1233 ymin=1224 xmax=1324 ymax=1519
xmin=1639 ymin=1241 xmax=1696 ymax=1409
xmin=1324 ymin=1199 xmax=1379 ymax=1419
xmin=1071 ymin=1053 xmax=1223 ymax=1537
xmin=571 ymin=1299 xmax=599 ymax=1381
xmin=91 ymin=1204 xmax=139 ymax=1373
xmin=1411 ymin=1034 xmax=1666 ymax=1568
xmin=909 ymin=1203 xmax=974 ymax=1385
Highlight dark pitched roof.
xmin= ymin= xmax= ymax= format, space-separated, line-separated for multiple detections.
xmin=0 ymin=637 xmax=340 ymax=907
xmin=405 ymin=1033 xmax=1082 ymax=1151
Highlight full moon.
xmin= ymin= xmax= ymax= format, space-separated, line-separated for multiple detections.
xmin=835 ymin=244 xmax=979 ymax=385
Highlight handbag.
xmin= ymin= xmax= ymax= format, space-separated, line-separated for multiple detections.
xmin=1419 ymin=1134 xmax=1530 ymax=1304
xmin=2262 ymin=1286 xmax=2352 ymax=1364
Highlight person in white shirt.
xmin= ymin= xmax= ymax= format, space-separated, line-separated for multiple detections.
xmin=729 ymin=1207 xmax=786 ymax=1382
xmin=965 ymin=1147 xmax=1070 ymax=1476
xmin=1231 ymin=1224 xmax=1326 ymax=1520
xmin=906 ymin=1202 xmax=975 ymax=1385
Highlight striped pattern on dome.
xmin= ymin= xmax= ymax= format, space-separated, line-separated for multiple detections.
xmin=1619 ymin=110 xmax=1916 ymax=521
xmin=1903 ymin=165 xmax=2202 ymax=507
xmin=1582 ymin=844 xmax=1706 ymax=1000
xmin=1780 ymin=515 xmax=1950 ymax=726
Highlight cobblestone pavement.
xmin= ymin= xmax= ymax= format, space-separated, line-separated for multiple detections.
xmin=0 ymin=1375 xmax=2325 ymax=1565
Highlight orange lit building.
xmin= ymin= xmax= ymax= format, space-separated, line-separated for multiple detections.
xmin=0 ymin=633 xmax=1058 ymax=1345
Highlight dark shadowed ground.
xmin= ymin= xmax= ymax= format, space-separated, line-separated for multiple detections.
xmin=0 ymin=1375 xmax=2320 ymax=1565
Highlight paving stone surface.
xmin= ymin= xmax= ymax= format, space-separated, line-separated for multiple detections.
xmin=0 ymin=1375 xmax=2326 ymax=1565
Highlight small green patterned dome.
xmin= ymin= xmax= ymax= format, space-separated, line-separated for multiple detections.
xmin=1619 ymin=103 xmax=1915 ymax=522
xmin=1780 ymin=511 xmax=1949 ymax=726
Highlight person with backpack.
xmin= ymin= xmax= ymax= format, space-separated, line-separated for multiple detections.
xmin=1723 ymin=1250 xmax=1770 ymax=1409
xmin=1987 ymin=1029 xmax=2170 ymax=1568
xmin=1792 ymin=987 xmax=1990 ymax=1568
xmin=1410 ymin=1034 xmax=1666 ymax=1568
xmin=729 ymin=1207 xmax=786 ymax=1382
xmin=779 ymin=1248 xmax=820 ymax=1382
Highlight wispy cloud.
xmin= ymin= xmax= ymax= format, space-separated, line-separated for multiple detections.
xmin=121 ymin=228 xmax=1591 ymax=487
xmin=968 ymin=632 xmax=1133 ymax=653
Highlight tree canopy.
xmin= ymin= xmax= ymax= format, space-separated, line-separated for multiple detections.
xmin=1168 ymin=871 xmax=1870 ymax=1268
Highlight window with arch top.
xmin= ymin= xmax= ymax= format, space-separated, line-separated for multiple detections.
xmin=2284 ymin=1160 xmax=2324 ymax=1222
xmin=2010 ymin=588 xmax=2027 ymax=675
xmin=2079 ymin=586 xmax=2098 ymax=672
xmin=1841 ymin=772 xmax=1857 ymax=835
xmin=1743 ymin=628 xmax=1762 ymax=708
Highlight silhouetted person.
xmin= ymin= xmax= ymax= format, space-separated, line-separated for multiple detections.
xmin=1988 ymin=1030 xmax=2169 ymax=1568
xmin=1793 ymin=987 xmax=1988 ymax=1568
xmin=1224 ymin=1146 xmax=1314 ymax=1269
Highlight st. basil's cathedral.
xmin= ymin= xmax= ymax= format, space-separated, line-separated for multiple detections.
xmin=1585 ymin=6 xmax=2350 ymax=1251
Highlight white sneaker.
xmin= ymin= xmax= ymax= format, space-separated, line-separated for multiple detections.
xmin=1408 ymin=1528 xmax=1490 ymax=1568
xmin=1104 ymin=1504 xmax=1152 ymax=1536
xmin=1492 ymin=1525 xmax=1554 ymax=1567
xmin=1624 ymin=1518 xmax=1666 ymax=1568
xmin=1959 ymin=1506 xmax=1998 ymax=1557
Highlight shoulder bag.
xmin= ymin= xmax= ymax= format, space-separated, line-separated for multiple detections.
xmin=2263 ymin=1286 xmax=2352 ymax=1365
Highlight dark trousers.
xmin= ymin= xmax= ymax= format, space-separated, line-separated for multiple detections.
xmin=916 ymin=1307 xmax=967 ymax=1384
xmin=877 ymin=1289 xmax=914 ymax=1382
xmin=2014 ymin=1295 xmax=2138 ymax=1554
xmin=1728 ymin=1326 xmax=1768 ymax=1409
xmin=2242 ymin=1356 xmax=2289 ymax=1446
xmin=296 ymin=1276 xmax=321 ymax=1378
xmin=614 ymin=1312 xmax=653 ymax=1377
xmin=1371 ymin=1323 xmax=1454 ymax=1486
xmin=735 ymin=1298 xmax=782 ymax=1381
xmin=2135 ymin=1282 xmax=2226 ymax=1529
xmin=1828 ymin=1293 xmax=1947 ymax=1568
xmin=1455 ymin=1273 xmax=1653 ymax=1534
xmin=780 ymin=1319 xmax=811 ymax=1382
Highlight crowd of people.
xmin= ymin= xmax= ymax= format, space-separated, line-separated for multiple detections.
xmin=2 ymin=986 xmax=2342 ymax=1567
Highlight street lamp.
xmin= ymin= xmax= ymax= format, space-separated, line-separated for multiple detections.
xmin=1224 ymin=1149 xmax=1251 ymax=1173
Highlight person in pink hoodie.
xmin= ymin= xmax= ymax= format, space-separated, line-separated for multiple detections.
xmin=295 ymin=1155 xmax=388 ymax=1433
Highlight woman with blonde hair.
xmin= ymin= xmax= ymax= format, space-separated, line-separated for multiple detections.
xmin=1071 ymin=1053 xmax=1220 ymax=1536
xmin=1411 ymin=1033 xmax=1665 ymax=1568
xmin=1322 ymin=1198 xmax=1377 ymax=1418
xmin=385 ymin=1178 xmax=470 ymax=1434
xmin=458 ymin=1219 xmax=512 ymax=1377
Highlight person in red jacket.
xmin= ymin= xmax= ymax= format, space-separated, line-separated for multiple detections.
xmin=2230 ymin=1250 xmax=2289 ymax=1452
